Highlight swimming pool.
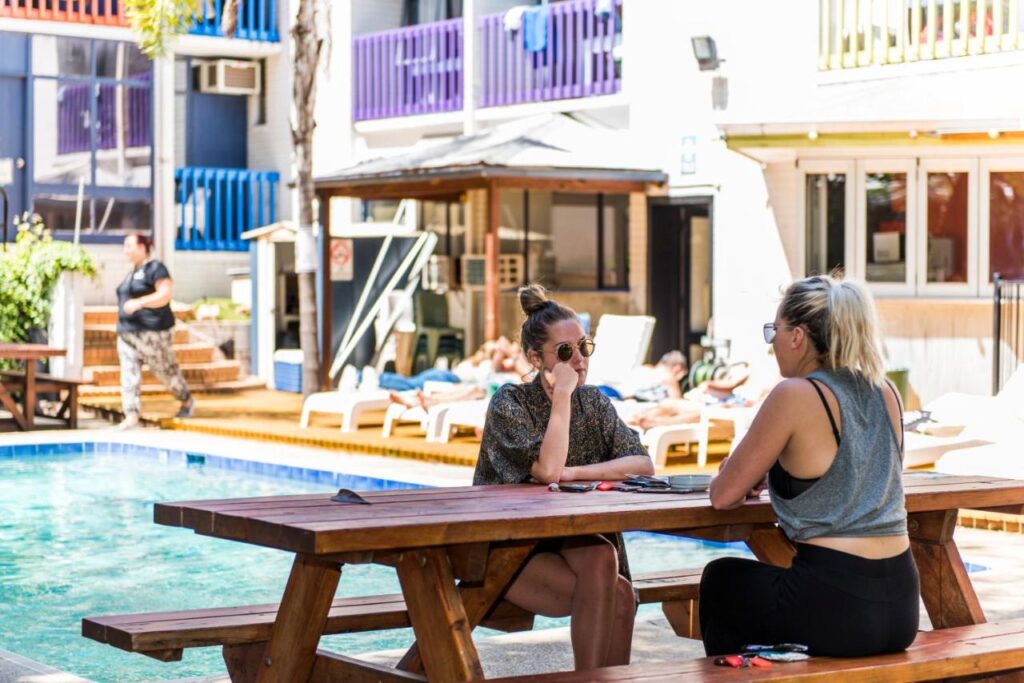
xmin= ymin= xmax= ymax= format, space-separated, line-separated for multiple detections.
xmin=0 ymin=441 xmax=752 ymax=682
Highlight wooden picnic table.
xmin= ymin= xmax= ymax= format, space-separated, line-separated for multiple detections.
xmin=154 ymin=472 xmax=1024 ymax=683
xmin=0 ymin=343 xmax=66 ymax=430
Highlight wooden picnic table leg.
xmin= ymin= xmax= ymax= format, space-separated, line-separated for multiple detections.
xmin=24 ymin=361 xmax=35 ymax=430
xmin=396 ymin=547 xmax=486 ymax=682
xmin=250 ymin=553 xmax=341 ymax=683
xmin=0 ymin=381 xmax=29 ymax=431
xmin=398 ymin=542 xmax=535 ymax=676
xmin=746 ymin=524 xmax=796 ymax=568
xmin=909 ymin=509 xmax=986 ymax=629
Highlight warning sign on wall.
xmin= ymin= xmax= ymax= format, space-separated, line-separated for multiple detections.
xmin=329 ymin=239 xmax=353 ymax=281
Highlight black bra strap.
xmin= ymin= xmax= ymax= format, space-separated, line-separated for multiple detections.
xmin=807 ymin=377 xmax=841 ymax=446
xmin=884 ymin=380 xmax=905 ymax=454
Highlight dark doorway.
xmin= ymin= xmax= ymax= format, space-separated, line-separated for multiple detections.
xmin=0 ymin=75 xmax=27 ymax=238
xmin=647 ymin=197 xmax=713 ymax=365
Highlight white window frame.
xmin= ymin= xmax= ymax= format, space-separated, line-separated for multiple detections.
xmin=916 ymin=158 xmax=979 ymax=297
xmin=855 ymin=159 xmax=917 ymax=297
xmin=979 ymin=157 xmax=1024 ymax=297
xmin=797 ymin=160 xmax=856 ymax=279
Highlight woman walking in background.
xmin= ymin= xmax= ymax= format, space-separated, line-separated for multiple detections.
xmin=116 ymin=233 xmax=194 ymax=429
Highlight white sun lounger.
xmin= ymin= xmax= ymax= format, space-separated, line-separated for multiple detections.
xmin=435 ymin=399 xmax=490 ymax=443
xmin=299 ymin=389 xmax=392 ymax=432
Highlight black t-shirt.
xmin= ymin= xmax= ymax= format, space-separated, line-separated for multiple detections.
xmin=116 ymin=259 xmax=176 ymax=333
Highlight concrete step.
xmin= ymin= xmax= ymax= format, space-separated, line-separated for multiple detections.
xmin=85 ymin=360 xmax=241 ymax=387
xmin=84 ymin=305 xmax=192 ymax=326
xmin=84 ymin=325 xmax=191 ymax=346
xmin=83 ymin=343 xmax=216 ymax=367
xmin=80 ymin=374 xmax=265 ymax=398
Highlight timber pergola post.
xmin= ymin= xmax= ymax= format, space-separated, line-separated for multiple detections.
xmin=485 ymin=182 xmax=500 ymax=342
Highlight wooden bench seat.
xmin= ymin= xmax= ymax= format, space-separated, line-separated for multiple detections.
xmin=82 ymin=569 xmax=702 ymax=663
xmin=491 ymin=619 xmax=1024 ymax=682
xmin=0 ymin=371 xmax=88 ymax=429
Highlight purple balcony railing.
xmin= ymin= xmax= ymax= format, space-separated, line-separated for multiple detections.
xmin=352 ymin=18 xmax=463 ymax=121
xmin=57 ymin=81 xmax=151 ymax=155
xmin=480 ymin=0 xmax=622 ymax=107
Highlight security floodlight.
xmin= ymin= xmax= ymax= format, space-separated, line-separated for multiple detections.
xmin=691 ymin=36 xmax=720 ymax=71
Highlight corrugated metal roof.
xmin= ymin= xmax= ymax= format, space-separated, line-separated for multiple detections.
xmin=315 ymin=114 xmax=667 ymax=188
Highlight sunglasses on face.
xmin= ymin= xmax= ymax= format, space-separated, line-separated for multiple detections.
xmin=548 ymin=338 xmax=596 ymax=362
xmin=762 ymin=323 xmax=796 ymax=344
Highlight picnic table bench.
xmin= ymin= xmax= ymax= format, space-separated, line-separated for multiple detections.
xmin=0 ymin=343 xmax=77 ymax=430
xmin=83 ymin=473 xmax=1024 ymax=682
xmin=0 ymin=370 xmax=88 ymax=429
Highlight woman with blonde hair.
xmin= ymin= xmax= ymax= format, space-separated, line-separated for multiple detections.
xmin=474 ymin=285 xmax=654 ymax=670
xmin=702 ymin=274 xmax=919 ymax=657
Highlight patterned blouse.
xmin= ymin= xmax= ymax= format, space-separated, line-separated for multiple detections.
xmin=473 ymin=375 xmax=650 ymax=578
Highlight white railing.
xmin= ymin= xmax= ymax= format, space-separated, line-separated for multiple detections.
xmin=819 ymin=0 xmax=1022 ymax=69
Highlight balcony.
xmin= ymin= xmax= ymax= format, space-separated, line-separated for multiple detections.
xmin=175 ymin=167 xmax=279 ymax=252
xmin=0 ymin=0 xmax=279 ymax=42
xmin=480 ymin=0 xmax=622 ymax=107
xmin=352 ymin=0 xmax=622 ymax=122
xmin=820 ymin=0 xmax=1023 ymax=69
xmin=190 ymin=0 xmax=279 ymax=42
xmin=0 ymin=0 xmax=128 ymax=25
xmin=352 ymin=18 xmax=464 ymax=122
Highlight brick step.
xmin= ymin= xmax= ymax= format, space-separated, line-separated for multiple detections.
xmin=84 ymin=305 xmax=192 ymax=327
xmin=86 ymin=361 xmax=241 ymax=387
xmin=84 ymin=326 xmax=191 ymax=346
xmin=83 ymin=343 xmax=216 ymax=367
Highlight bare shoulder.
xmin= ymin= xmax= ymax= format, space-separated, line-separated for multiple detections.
xmin=764 ymin=377 xmax=819 ymax=406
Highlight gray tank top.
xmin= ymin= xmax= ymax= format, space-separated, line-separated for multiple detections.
xmin=769 ymin=368 xmax=907 ymax=542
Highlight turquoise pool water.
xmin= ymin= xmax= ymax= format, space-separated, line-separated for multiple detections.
xmin=0 ymin=442 xmax=752 ymax=682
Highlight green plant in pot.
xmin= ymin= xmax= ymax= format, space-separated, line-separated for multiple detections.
xmin=0 ymin=213 xmax=96 ymax=367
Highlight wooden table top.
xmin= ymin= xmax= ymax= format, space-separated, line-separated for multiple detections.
xmin=155 ymin=473 xmax=1024 ymax=557
xmin=0 ymin=343 xmax=67 ymax=360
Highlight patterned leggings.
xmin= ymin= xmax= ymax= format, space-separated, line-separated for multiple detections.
xmin=117 ymin=330 xmax=192 ymax=418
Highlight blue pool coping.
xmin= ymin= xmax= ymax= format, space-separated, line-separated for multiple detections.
xmin=0 ymin=441 xmax=426 ymax=492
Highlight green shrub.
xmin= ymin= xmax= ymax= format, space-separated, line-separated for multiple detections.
xmin=0 ymin=213 xmax=96 ymax=344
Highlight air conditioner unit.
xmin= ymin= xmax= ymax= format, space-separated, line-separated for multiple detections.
xmin=197 ymin=59 xmax=261 ymax=96
xmin=460 ymin=254 xmax=524 ymax=291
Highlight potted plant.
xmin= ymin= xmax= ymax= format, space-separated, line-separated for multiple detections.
xmin=0 ymin=213 xmax=96 ymax=371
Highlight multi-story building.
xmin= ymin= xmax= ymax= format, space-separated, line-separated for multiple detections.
xmin=0 ymin=0 xmax=288 ymax=308
xmin=306 ymin=0 xmax=1024 ymax=404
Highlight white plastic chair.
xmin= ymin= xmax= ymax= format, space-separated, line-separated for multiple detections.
xmin=586 ymin=314 xmax=656 ymax=389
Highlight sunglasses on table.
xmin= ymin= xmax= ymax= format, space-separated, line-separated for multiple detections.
xmin=762 ymin=323 xmax=796 ymax=344
xmin=547 ymin=338 xmax=596 ymax=363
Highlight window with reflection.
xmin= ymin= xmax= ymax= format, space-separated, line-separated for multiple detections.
xmin=925 ymin=172 xmax=968 ymax=284
xmin=31 ymin=35 xmax=152 ymax=235
xmin=864 ymin=173 xmax=907 ymax=283
xmin=805 ymin=173 xmax=846 ymax=276
xmin=989 ymin=172 xmax=1024 ymax=280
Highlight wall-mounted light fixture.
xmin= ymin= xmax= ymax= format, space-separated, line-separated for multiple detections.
xmin=691 ymin=36 xmax=721 ymax=71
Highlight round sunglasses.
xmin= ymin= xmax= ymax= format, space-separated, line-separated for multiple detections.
xmin=547 ymin=338 xmax=596 ymax=362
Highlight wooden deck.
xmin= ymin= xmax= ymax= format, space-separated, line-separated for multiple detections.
xmin=80 ymin=389 xmax=727 ymax=472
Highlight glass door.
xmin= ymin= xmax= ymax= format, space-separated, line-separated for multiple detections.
xmin=916 ymin=158 xmax=978 ymax=296
xmin=855 ymin=159 xmax=917 ymax=296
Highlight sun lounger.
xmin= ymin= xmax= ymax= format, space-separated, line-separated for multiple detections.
xmin=299 ymin=366 xmax=393 ymax=432
xmin=586 ymin=314 xmax=656 ymax=389
xmin=901 ymin=366 xmax=1024 ymax=467
xmin=435 ymin=399 xmax=490 ymax=443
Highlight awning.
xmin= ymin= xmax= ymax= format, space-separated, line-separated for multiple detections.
xmin=315 ymin=114 xmax=668 ymax=199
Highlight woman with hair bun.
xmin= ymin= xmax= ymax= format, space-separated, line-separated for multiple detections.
xmin=474 ymin=284 xmax=654 ymax=670
xmin=702 ymin=274 xmax=919 ymax=658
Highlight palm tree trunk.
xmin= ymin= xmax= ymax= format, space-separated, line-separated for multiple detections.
xmin=292 ymin=0 xmax=322 ymax=396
